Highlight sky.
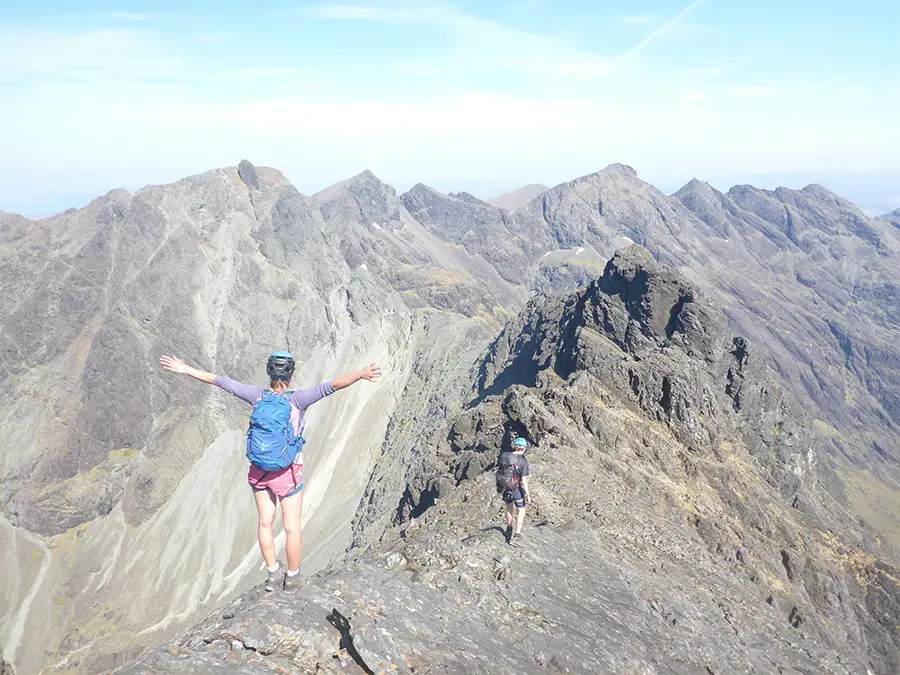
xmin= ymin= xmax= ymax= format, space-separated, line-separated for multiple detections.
xmin=1 ymin=0 xmax=899 ymax=217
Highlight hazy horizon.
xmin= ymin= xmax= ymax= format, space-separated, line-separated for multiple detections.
xmin=2 ymin=0 xmax=898 ymax=218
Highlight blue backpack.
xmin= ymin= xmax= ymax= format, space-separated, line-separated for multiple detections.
xmin=246 ymin=391 xmax=305 ymax=471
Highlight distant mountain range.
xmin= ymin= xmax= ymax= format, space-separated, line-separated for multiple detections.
xmin=0 ymin=161 xmax=897 ymax=674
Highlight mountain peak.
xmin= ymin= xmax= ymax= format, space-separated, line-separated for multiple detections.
xmin=679 ymin=177 xmax=711 ymax=191
xmin=401 ymin=182 xmax=504 ymax=219
xmin=347 ymin=168 xmax=391 ymax=189
xmin=568 ymin=163 xmax=646 ymax=190
xmin=402 ymin=182 xmax=490 ymax=209
xmin=448 ymin=191 xmax=486 ymax=205
xmin=487 ymin=184 xmax=549 ymax=211
xmin=606 ymin=162 xmax=638 ymax=175
xmin=798 ymin=182 xmax=854 ymax=207
xmin=674 ymin=178 xmax=724 ymax=199
xmin=314 ymin=169 xmax=399 ymax=228
xmin=313 ymin=169 xmax=396 ymax=206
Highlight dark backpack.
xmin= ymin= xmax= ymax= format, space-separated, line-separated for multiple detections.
xmin=246 ymin=391 xmax=304 ymax=471
xmin=495 ymin=454 xmax=522 ymax=494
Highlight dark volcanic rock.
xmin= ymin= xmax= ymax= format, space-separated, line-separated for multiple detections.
xmin=123 ymin=246 xmax=898 ymax=675
xmin=476 ymin=246 xmax=813 ymax=499
xmin=237 ymin=159 xmax=260 ymax=190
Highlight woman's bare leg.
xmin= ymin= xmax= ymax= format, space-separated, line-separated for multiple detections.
xmin=515 ymin=506 xmax=526 ymax=535
xmin=280 ymin=491 xmax=304 ymax=572
xmin=254 ymin=489 xmax=278 ymax=568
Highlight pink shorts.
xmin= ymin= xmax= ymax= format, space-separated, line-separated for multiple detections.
xmin=248 ymin=462 xmax=304 ymax=498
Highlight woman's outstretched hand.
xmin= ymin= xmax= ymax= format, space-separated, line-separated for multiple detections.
xmin=159 ymin=355 xmax=217 ymax=384
xmin=359 ymin=362 xmax=382 ymax=382
xmin=330 ymin=362 xmax=383 ymax=390
xmin=159 ymin=355 xmax=188 ymax=374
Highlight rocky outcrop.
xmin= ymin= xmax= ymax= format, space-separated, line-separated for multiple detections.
xmin=117 ymin=246 xmax=898 ymax=675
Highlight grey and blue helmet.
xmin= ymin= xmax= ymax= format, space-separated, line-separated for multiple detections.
xmin=513 ymin=437 xmax=529 ymax=450
xmin=266 ymin=351 xmax=295 ymax=381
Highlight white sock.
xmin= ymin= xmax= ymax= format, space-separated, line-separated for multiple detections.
xmin=267 ymin=563 xmax=280 ymax=573
xmin=286 ymin=568 xmax=299 ymax=577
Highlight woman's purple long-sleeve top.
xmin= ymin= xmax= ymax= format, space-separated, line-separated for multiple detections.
xmin=214 ymin=376 xmax=335 ymax=436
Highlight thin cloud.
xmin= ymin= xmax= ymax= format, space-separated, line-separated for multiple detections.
xmin=104 ymin=11 xmax=171 ymax=21
xmin=298 ymin=0 xmax=704 ymax=79
xmin=676 ymin=67 xmax=725 ymax=78
xmin=0 ymin=27 xmax=186 ymax=85
xmin=194 ymin=32 xmax=234 ymax=45
xmin=726 ymin=80 xmax=842 ymax=102
xmin=294 ymin=1 xmax=616 ymax=78
xmin=292 ymin=2 xmax=612 ymax=78
xmin=679 ymin=89 xmax=717 ymax=103
xmin=623 ymin=15 xmax=656 ymax=25
xmin=284 ymin=3 xmax=442 ymax=21
xmin=618 ymin=0 xmax=706 ymax=63
xmin=729 ymin=84 xmax=777 ymax=100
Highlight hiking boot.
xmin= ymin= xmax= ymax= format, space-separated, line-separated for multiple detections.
xmin=510 ymin=532 xmax=525 ymax=548
xmin=264 ymin=566 xmax=281 ymax=592
xmin=504 ymin=525 xmax=513 ymax=545
xmin=283 ymin=571 xmax=303 ymax=592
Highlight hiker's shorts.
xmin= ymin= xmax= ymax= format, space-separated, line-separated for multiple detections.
xmin=249 ymin=462 xmax=304 ymax=498
xmin=502 ymin=487 xmax=526 ymax=508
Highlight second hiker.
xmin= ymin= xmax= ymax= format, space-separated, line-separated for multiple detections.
xmin=496 ymin=436 xmax=532 ymax=546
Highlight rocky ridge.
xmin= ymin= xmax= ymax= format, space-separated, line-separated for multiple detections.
xmin=406 ymin=167 xmax=900 ymax=527
xmin=1 ymin=161 xmax=898 ymax=673
xmin=117 ymin=247 xmax=898 ymax=674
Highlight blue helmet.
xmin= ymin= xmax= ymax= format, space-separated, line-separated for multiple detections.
xmin=267 ymin=351 xmax=295 ymax=381
xmin=513 ymin=437 xmax=529 ymax=450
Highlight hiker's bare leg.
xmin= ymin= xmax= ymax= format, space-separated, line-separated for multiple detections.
xmin=281 ymin=491 xmax=304 ymax=572
xmin=505 ymin=503 xmax=515 ymax=528
xmin=515 ymin=506 xmax=526 ymax=535
xmin=254 ymin=489 xmax=278 ymax=568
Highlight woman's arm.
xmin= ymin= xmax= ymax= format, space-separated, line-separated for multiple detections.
xmin=290 ymin=362 xmax=382 ymax=409
xmin=159 ymin=355 xmax=216 ymax=384
xmin=331 ymin=362 xmax=382 ymax=391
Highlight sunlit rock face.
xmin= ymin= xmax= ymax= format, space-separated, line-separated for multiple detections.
xmin=1 ymin=162 xmax=897 ymax=674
